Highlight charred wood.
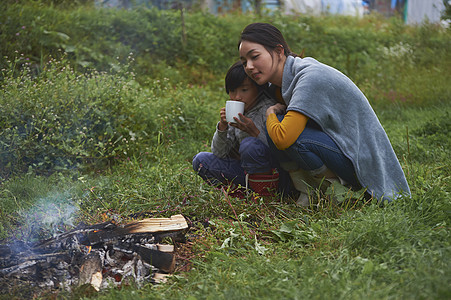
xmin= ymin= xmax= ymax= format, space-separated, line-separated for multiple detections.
xmin=0 ymin=214 xmax=188 ymax=295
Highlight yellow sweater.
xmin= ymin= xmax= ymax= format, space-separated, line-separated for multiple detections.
xmin=267 ymin=87 xmax=309 ymax=150
xmin=267 ymin=111 xmax=308 ymax=150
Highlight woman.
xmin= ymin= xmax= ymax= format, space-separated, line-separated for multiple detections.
xmin=238 ymin=23 xmax=410 ymax=204
xmin=192 ymin=61 xmax=291 ymax=198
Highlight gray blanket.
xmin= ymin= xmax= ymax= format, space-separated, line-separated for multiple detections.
xmin=281 ymin=56 xmax=410 ymax=200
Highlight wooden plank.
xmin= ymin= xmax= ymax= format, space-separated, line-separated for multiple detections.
xmin=86 ymin=214 xmax=188 ymax=246
xmin=133 ymin=245 xmax=175 ymax=273
xmin=156 ymin=244 xmax=174 ymax=253
xmin=153 ymin=273 xmax=171 ymax=284
xmin=124 ymin=214 xmax=188 ymax=233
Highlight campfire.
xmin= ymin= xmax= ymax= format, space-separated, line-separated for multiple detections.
xmin=0 ymin=214 xmax=188 ymax=293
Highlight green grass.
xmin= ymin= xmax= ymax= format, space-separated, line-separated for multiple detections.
xmin=1 ymin=99 xmax=449 ymax=299
xmin=0 ymin=3 xmax=450 ymax=299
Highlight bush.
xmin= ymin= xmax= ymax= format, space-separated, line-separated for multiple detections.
xmin=2 ymin=2 xmax=450 ymax=104
xmin=0 ymin=55 xmax=221 ymax=179
xmin=0 ymin=58 xmax=139 ymax=178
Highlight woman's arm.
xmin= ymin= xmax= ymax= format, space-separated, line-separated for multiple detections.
xmin=266 ymin=109 xmax=309 ymax=150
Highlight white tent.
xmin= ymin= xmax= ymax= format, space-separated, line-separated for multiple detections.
xmin=284 ymin=0 xmax=365 ymax=17
xmin=406 ymin=0 xmax=446 ymax=24
xmin=284 ymin=0 xmax=322 ymax=15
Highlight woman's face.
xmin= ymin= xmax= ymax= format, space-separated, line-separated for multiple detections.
xmin=228 ymin=77 xmax=259 ymax=112
xmin=239 ymin=40 xmax=284 ymax=86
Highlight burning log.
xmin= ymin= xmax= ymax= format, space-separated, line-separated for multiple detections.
xmin=0 ymin=214 xmax=188 ymax=294
xmin=85 ymin=214 xmax=188 ymax=245
xmin=79 ymin=253 xmax=103 ymax=291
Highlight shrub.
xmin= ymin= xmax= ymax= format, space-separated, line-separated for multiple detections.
xmin=0 ymin=57 xmax=145 ymax=178
xmin=0 ymin=54 xmax=221 ymax=179
xmin=2 ymin=2 xmax=450 ymax=105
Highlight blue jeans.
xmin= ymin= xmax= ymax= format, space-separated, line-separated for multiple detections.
xmin=268 ymin=116 xmax=361 ymax=189
xmin=192 ymin=137 xmax=292 ymax=194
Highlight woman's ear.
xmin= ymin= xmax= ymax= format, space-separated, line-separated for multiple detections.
xmin=276 ymin=44 xmax=285 ymax=57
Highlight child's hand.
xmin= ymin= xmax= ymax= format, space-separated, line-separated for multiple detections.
xmin=218 ymin=107 xmax=228 ymax=131
xmin=230 ymin=113 xmax=260 ymax=137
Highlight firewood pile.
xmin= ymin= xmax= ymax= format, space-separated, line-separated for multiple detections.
xmin=0 ymin=214 xmax=188 ymax=294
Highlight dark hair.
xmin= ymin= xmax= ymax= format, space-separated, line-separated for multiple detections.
xmin=225 ymin=61 xmax=268 ymax=94
xmin=238 ymin=23 xmax=297 ymax=58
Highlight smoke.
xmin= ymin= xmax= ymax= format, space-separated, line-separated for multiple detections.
xmin=17 ymin=191 xmax=80 ymax=241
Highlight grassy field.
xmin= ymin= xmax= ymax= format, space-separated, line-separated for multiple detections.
xmin=0 ymin=2 xmax=450 ymax=299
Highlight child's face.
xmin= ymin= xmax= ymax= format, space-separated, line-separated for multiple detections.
xmin=228 ymin=77 xmax=259 ymax=112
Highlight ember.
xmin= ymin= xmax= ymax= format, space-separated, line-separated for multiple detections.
xmin=0 ymin=214 xmax=188 ymax=294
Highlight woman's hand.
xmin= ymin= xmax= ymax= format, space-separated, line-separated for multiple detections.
xmin=230 ymin=113 xmax=260 ymax=137
xmin=266 ymin=103 xmax=287 ymax=118
xmin=218 ymin=107 xmax=228 ymax=131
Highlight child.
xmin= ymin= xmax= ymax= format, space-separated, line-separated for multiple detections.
xmin=192 ymin=61 xmax=290 ymax=198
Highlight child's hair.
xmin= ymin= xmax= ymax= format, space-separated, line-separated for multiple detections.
xmin=225 ymin=61 xmax=268 ymax=94
xmin=238 ymin=22 xmax=298 ymax=58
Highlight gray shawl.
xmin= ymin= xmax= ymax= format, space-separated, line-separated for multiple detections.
xmin=281 ymin=56 xmax=410 ymax=200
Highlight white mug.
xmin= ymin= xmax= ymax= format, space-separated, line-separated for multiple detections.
xmin=226 ymin=101 xmax=245 ymax=123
